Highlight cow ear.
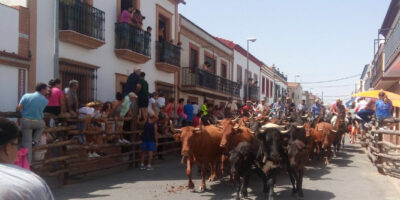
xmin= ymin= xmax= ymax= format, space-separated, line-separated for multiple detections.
xmin=173 ymin=134 xmax=181 ymax=141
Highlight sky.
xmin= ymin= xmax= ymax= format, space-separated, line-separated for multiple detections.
xmin=179 ymin=0 xmax=391 ymax=104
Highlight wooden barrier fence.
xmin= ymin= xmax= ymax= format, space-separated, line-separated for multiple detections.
xmin=364 ymin=118 xmax=400 ymax=176
xmin=0 ymin=112 xmax=181 ymax=185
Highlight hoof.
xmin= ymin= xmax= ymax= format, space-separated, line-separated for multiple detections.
xmin=208 ymin=178 xmax=214 ymax=182
xmin=187 ymin=182 xmax=194 ymax=189
xmin=198 ymin=185 xmax=205 ymax=192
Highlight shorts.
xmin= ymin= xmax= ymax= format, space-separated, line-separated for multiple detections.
xmin=138 ymin=95 xmax=149 ymax=108
xmin=44 ymin=106 xmax=61 ymax=116
xmin=141 ymin=141 xmax=156 ymax=151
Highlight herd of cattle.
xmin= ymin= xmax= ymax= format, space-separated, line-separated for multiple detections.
xmin=171 ymin=113 xmax=347 ymax=200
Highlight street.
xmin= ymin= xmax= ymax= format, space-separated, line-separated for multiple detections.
xmin=53 ymin=142 xmax=400 ymax=200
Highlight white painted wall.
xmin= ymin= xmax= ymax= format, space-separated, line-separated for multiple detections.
xmin=36 ymin=0 xmax=55 ymax=83
xmin=0 ymin=64 xmax=19 ymax=111
xmin=259 ymin=67 xmax=275 ymax=105
xmin=0 ymin=4 xmax=19 ymax=53
xmin=37 ymin=0 xmax=178 ymax=102
xmin=233 ymin=50 xmax=261 ymax=101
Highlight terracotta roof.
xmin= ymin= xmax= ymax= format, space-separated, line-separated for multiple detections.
xmin=216 ymin=37 xmax=263 ymax=67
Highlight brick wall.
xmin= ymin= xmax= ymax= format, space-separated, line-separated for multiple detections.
xmin=16 ymin=6 xmax=30 ymax=58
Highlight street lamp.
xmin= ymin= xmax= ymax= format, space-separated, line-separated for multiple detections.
xmin=294 ymin=75 xmax=300 ymax=83
xmin=246 ymin=38 xmax=256 ymax=100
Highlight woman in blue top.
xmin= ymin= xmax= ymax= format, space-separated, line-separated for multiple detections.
xmin=375 ymin=92 xmax=393 ymax=124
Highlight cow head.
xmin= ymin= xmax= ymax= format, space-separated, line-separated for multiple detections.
xmin=322 ymin=129 xmax=337 ymax=149
xmin=219 ymin=119 xmax=240 ymax=148
xmin=173 ymin=126 xmax=201 ymax=157
xmin=287 ymin=140 xmax=307 ymax=168
xmin=256 ymin=127 xmax=282 ymax=163
xmin=229 ymin=141 xmax=251 ymax=178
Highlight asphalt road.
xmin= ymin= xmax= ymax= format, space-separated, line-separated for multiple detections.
xmin=53 ymin=143 xmax=400 ymax=200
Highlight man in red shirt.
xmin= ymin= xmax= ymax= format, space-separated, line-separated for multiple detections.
xmin=242 ymin=100 xmax=254 ymax=117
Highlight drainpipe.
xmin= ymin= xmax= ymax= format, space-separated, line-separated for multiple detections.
xmin=54 ymin=0 xmax=59 ymax=78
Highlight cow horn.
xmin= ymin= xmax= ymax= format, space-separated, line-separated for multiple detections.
xmin=194 ymin=128 xmax=200 ymax=131
xmin=232 ymin=116 xmax=239 ymax=122
xmin=249 ymin=129 xmax=255 ymax=134
xmin=233 ymin=124 xmax=239 ymax=130
xmin=217 ymin=120 xmax=222 ymax=123
xmin=216 ymin=125 xmax=223 ymax=129
xmin=258 ymin=128 xmax=265 ymax=133
xmin=262 ymin=155 xmax=267 ymax=163
xmin=302 ymin=114 xmax=308 ymax=118
xmin=331 ymin=130 xmax=337 ymax=133
xmin=280 ymin=129 xmax=290 ymax=134
xmin=296 ymin=125 xmax=304 ymax=129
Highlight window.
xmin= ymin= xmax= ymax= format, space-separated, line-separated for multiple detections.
xmin=245 ymin=69 xmax=251 ymax=83
xmin=156 ymin=5 xmax=173 ymax=42
xmin=189 ymin=48 xmax=199 ymax=70
xmin=204 ymin=52 xmax=216 ymax=74
xmin=60 ymin=62 xmax=97 ymax=104
xmin=237 ymin=65 xmax=242 ymax=87
xmin=188 ymin=96 xmax=198 ymax=104
xmin=254 ymin=73 xmax=258 ymax=84
xmin=270 ymin=80 xmax=273 ymax=97
xmin=155 ymin=81 xmax=174 ymax=101
xmin=221 ymin=62 xmax=227 ymax=78
xmin=262 ymin=76 xmax=265 ymax=94
xmin=266 ymin=78 xmax=270 ymax=97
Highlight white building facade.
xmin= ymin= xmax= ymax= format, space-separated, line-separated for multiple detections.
xmin=0 ymin=3 xmax=29 ymax=112
xmin=30 ymin=0 xmax=184 ymax=104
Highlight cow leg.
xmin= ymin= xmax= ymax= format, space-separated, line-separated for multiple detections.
xmin=186 ymin=158 xmax=194 ymax=189
xmin=234 ymin=175 xmax=241 ymax=200
xmin=324 ymin=148 xmax=330 ymax=165
xmin=241 ymin=173 xmax=249 ymax=198
xmin=266 ymin=172 xmax=276 ymax=200
xmin=287 ymin=167 xmax=297 ymax=194
xmin=297 ymin=169 xmax=304 ymax=199
xmin=208 ymin=160 xmax=217 ymax=182
xmin=199 ymin=164 xmax=206 ymax=192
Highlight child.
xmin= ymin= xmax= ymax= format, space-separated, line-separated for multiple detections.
xmin=140 ymin=114 xmax=158 ymax=170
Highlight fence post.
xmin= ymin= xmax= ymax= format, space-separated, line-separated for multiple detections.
xmin=376 ymin=131 xmax=384 ymax=174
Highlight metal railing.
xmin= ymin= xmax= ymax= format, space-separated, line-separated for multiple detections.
xmin=115 ymin=23 xmax=151 ymax=57
xmin=244 ymin=84 xmax=260 ymax=100
xmin=384 ymin=18 xmax=400 ymax=67
xmin=181 ymin=67 xmax=240 ymax=97
xmin=156 ymin=41 xmax=181 ymax=66
xmin=59 ymin=0 xmax=105 ymax=41
xmin=371 ymin=53 xmax=384 ymax=87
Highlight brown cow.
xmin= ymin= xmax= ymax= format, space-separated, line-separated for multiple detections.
xmin=173 ymin=125 xmax=223 ymax=192
xmin=311 ymin=122 xmax=337 ymax=164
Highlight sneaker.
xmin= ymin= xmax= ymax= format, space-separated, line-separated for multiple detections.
xmin=122 ymin=139 xmax=131 ymax=144
xmin=118 ymin=139 xmax=124 ymax=144
xmin=88 ymin=152 xmax=94 ymax=158
xmin=140 ymin=163 xmax=146 ymax=170
xmin=146 ymin=165 xmax=154 ymax=171
xmin=92 ymin=152 xmax=101 ymax=158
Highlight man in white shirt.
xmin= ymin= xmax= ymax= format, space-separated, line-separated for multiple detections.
xmin=256 ymin=99 xmax=267 ymax=116
xmin=156 ymin=92 xmax=165 ymax=112
xmin=148 ymin=92 xmax=158 ymax=117
xmin=0 ymin=118 xmax=54 ymax=200
xmin=192 ymin=102 xmax=200 ymax=116
xmin=225 ymin=98 xmax=238 ymax=117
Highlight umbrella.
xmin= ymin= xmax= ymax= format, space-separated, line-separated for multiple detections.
xmin=352 ymin=90 xmax=400 ymax=101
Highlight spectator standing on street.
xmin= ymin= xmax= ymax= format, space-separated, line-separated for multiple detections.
xmin=16 ymin=83 xmax=48 ymax=163
xmin=256 ymin=99 xmax=267 ymax=116
xmin=148 ymin=92 xmax=158 ymax=118
xmin=176 ymin=98 xmax=185 ymax=127
xmin=156 ymin=92 xmax=166 ymax=113
xmin=138 ymin=72 xmax=149 ymax=124
xmin=64 ymin=80 xmax=79 ymax=116
xmin=225 ymin=98 xmax=238 ymax=117
xmin=192 ymin=101 xmax=200 ymax=116
xmin=0 ymin=118 xmax=54 ymax=200
xmin=140 ymin=114 xmax=158 ymax=171
xmin=183 ymin=99 xmax=194 ymax=126
xmin=44 ymin=79 xmax=64 ymax=116
xmin=201 ymin=100 xmax=208 ymax=116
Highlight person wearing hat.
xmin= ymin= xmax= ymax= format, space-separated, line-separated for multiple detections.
xmin=241 ymin=100 xmax=254 ymax=117
xmin=285 ymin=97 xmax=296 ymax=116
xmin=331 ymin=99 xmax=346 ymax=126
xmin=272 ymin=98 xmax=285 ymax=115
xmin=256 ymin=99 xmax=267 ymax=116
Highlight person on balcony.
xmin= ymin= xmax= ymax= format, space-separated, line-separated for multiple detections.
xmin=144 ymin=26 xmax=152 ymax=55
xmin=131 ymin=9 xmax=145 ymax=29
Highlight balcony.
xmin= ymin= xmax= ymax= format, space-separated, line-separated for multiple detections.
xmin=155 ymin=41 xmax=181 ymax=73
xmin=384 ymin=19 xmax=400 ymax=68
xmin=114 ymin=23 xmax=151 ymax=64
xmin=59 ymin=0 xmax=105 ymax=49
xmin=181 ymin=67 xmax=240 ymax=99
xmin=244 ymin=84 xmax=260 ymax=101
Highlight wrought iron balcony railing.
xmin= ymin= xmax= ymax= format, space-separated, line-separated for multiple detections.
xmin=244 ymin=84 xmax=260 ymax=100
xmin=181 ymin=67 xmax=240 ymax=97
xmin=115 ymin=23 xmax=151 ymax=57
xmin=156 ymin=41 xmax=181 ymax=67
xmin=59 ymin=0 xmax=105 ymax=41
